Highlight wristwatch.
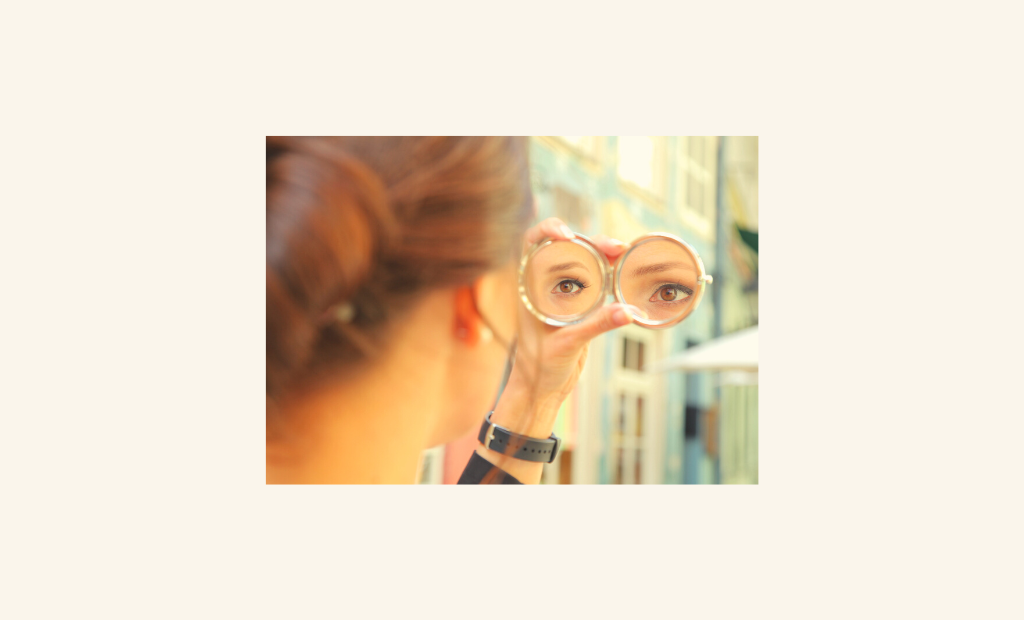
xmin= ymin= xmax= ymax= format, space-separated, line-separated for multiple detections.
xmin=477 ymin=411 xmax=561 ymax=464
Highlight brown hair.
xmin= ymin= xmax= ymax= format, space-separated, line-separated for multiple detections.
xmin=266 ymin=137 xmax=533 ymax=421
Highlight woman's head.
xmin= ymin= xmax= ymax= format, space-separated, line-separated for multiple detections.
xmin=266 ymin=137 xmax=533 ymax=443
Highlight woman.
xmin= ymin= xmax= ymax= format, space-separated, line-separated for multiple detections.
xmin=266 ymin=136 xmax=644 ymax=484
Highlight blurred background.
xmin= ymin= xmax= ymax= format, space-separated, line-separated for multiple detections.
xmin=417 ymin=136 xmax=758 ymax=484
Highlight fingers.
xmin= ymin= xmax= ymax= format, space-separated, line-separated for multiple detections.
xmin=558 ymin=303 xmax=648 ymax=346
xmin=523 ymin=219 xmax=629 ymax=263
xmin=523 ymin=217 xmax=574 ymax=251
xmin=589 ymin=234 xmax=630 ymax=260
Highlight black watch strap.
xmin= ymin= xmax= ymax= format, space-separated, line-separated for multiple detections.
xmin=477 ymin=412 xmax=561 ymax=464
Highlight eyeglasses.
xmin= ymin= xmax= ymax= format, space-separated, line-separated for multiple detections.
xmin=519 ymin=232 xmax=712 ymax=329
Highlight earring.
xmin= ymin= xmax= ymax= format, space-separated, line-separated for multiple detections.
xmin=334 ymin=302 xmax=356 ymax=323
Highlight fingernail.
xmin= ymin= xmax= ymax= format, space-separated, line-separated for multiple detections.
xmin=627 ymin=305 xmax=649 ymax=319
xmin=558 ymin=225 xmax=575 ymax=239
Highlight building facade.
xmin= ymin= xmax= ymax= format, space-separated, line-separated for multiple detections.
xmin=426 ymin=136 xmax=759 ymax=484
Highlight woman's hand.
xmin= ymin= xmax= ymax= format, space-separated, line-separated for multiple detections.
xmin=479 ymin=218 xmax=646 ymax=482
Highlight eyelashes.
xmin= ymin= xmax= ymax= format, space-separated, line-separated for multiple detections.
xmin=648 ymin=283 xmax=693 ymax=303
xmin=551 ymin=278 xmax=590 ymax=296
xmin=549 ymin=278 xmax=691 ymax=303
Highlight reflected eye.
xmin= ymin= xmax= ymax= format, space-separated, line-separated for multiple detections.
xmin=551 ymin=279 xmax=588 ymax=296
xmin=649 ymin=284 xmax=692 ymax=303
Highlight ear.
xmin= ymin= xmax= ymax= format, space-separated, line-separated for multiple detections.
xmin=453 ymin=285 xmax=484 ymax=346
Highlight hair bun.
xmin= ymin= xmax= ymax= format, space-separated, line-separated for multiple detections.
xmin=266 ymin=137 xmax=532 ymax=413
xmin=266 ymin=138 xmax=397 ymax=399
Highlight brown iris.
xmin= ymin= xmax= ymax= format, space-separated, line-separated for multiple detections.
xmin=559 ymin=282 xmax=575 ymax=293
xmin=659 ymin=287 xmax=677 ymax=301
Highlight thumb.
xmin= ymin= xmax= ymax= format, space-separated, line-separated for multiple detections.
xmin=560 ymin=303 xmax=648 ymax=346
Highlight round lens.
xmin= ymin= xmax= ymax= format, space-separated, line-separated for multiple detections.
xmin=617 ymin=238 xmax=701 ymax=325
xmin=523 ymin=239 xmax=605 ymax=323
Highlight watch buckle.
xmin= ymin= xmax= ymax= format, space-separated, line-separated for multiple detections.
xmin=484 ymin=421 xmax=497 ymax=450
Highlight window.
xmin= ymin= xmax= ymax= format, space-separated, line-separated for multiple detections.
xmin=604 ymin=329 xmax=662 ymax=484
xmin=678 ymin=136 xmax=717 ymax=237
xmin=617 ymin=136 xmax=668 ymax=198
xmin=613 ymin=393 xmax=627 ymax=484
xmin=636 ymin=396 xmax=644 ymax=437
xmin=621 ymin=337 xmax=645 ymax=372
xmin=635 ymin=396 xmax=644 ymax=483
xmin=618 ymin=136 xmax=654 ymax=189
xmin=610 ymin=391 xmax=645 ymax=484
xmin=614 ymin=447 xmax=625 ymax=484
xmin=684 ymin=404 xmax=700 ymax=439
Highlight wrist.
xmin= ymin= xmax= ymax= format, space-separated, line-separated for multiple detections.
xmin=491 ymin=372 xmax=563 ymax=439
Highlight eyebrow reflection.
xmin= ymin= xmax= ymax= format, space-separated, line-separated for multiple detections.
xmin=630 ymin=261 xmax=694 ymax=278
xmin=548 ymin=261 xmax=588 ymax=273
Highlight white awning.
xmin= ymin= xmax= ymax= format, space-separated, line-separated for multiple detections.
xmin=648 ymin=326 xmax=758 ymax=373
